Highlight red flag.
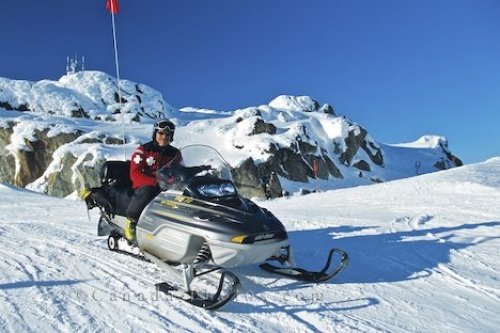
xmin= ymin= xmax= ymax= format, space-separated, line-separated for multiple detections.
xmin=106 ymin=0 xmax=119 ymax=14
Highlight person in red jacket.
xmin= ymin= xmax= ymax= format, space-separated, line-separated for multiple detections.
xmin=124 ymin=119 xmax=182 ymax=241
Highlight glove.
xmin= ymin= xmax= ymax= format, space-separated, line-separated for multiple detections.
xmin=191 ymin=165 xmax=212 ymax=175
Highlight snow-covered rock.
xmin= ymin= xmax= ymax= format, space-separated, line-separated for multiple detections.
xmin=0 ymin=71 xmax=463 ymax=198
xmin=0 ymin=71 xmax=175 ymax=120
xmin=269 ymin=95 xmax=320 ymax=112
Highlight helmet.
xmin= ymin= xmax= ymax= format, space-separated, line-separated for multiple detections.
xmin=153 ymin=119 xmax=175 ymax=140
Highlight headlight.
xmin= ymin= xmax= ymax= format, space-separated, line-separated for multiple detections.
xmin=196 ymin=182 xmax=237 ymax=198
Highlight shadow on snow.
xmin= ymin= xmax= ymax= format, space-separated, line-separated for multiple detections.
xmin=0 ymin=279 xmax=85 ymax=290
xmin=289 ymin=220 xmax=500 ymax=285
xmin=226 ymin=220 xmax=499 ymax=316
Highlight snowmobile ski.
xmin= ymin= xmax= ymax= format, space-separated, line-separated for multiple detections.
xmin=143 ymin=250 xmax=240 ymax=310
xmin=156 ymin=270 xmax=240 ymax=310
xmin=260 ymin=247 xmax=349 ymax=283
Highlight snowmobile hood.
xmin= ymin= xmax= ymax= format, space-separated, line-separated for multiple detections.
xmin=142 ymin=191 xmax=287 ymax=244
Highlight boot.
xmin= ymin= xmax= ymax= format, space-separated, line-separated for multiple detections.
xmin=78 ymin=187 xmax=94 ymax=209
xmin=124 ymin=218 xmax=137 ymax=242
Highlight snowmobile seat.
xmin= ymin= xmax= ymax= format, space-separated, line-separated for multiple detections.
xmin=101 ymin=160 xmax=132 ymax=188
xmin=90 ymin=160 xmax=134 ymax=217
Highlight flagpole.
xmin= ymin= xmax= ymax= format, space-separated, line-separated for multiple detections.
xmin=109 ymin=0 xmax=126 ymax=159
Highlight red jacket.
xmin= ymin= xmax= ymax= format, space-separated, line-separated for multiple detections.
xmin=129 ymin=141 xmax=182 ymax=189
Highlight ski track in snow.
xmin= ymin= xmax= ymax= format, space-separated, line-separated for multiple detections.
xmin=1 ymin=159 xmax=500 ymax=333
xmin=0 ymin=205 xmax=346 ymax=333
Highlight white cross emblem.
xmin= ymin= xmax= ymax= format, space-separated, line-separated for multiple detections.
xmin=146 ymin=156 xmax=156 ymax=166
xmin=133 ymin=155 xmax=142 ymax=164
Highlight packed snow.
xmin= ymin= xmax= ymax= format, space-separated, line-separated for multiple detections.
xmin=1 ymin=157 xmax=499 ymax=332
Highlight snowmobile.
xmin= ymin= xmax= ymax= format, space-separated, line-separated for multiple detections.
xmin=82 ymin=145 xmax=348 ymax=310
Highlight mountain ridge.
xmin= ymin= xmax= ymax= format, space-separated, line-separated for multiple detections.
xmin=0 ymin=70 xmax=462 ymax=198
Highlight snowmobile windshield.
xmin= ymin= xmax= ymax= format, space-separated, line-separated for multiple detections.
xmin=157 ymin=145 xmax=235 ymax=196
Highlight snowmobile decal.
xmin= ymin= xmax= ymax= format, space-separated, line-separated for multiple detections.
xmin=160 ymin=199 xmax=179 ymax=209
xmin=175 ymin=195 xmax=193 ymax=204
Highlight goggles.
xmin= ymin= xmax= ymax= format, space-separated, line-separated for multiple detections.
xmin=154 ymin=120 xmax=175 ymax=133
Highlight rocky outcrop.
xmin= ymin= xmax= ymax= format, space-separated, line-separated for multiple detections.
xmin=0 ymin=71 xmax=174 ymax=121
xmin=46 ymin=153 xmax=78 ymax=197
xmin=435 ymin=140 xmax=463 ymax=169
xmin=0 ymin=122 xmax=16 ymax=183
xmin=231 ymin=157 xmax=267 ymax=198
xmin=250 ymin=118 xmax=276 ymax=136
xmin=0 ymin=101 xmax=30 ymax=112
xmin=0 ymin=87 xmax=464 ymax=199
xmin=13 ymin=128 xmax=82 ymax=187
xmin=45 ymin=152 xmax=107 ymax=198
xmin=434 ymin=155 xmax=463 ymax=170
xmin=234 ymin=141 xmax=344 ymax=197
xmin=361 ymin=140 xmax=384 ymax=166
xmin=353 ymin=159 xmax=371 ymax=171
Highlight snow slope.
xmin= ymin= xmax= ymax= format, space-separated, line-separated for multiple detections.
xmin=1 ymin=158 xmax=499 ymax=333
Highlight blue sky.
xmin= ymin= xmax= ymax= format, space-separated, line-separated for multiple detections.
xmin=1 ymin=0 xmax=499 ymax=163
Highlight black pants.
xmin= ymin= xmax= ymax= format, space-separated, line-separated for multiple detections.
xmin=126 ymin=185 xmax=161 ymax=222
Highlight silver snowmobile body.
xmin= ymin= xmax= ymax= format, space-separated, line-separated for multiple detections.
xmin=137 ymin=189 xmax=289 ymax=268
xmin=85 ymin=145 xmax=348 ymax=310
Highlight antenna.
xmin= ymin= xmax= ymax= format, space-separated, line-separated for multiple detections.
xmin=65 ymin=54 xmax=85 ymax=75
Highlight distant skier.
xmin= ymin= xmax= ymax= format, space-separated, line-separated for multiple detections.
xmin=125 ymin=119 xmax=182 ymax=241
